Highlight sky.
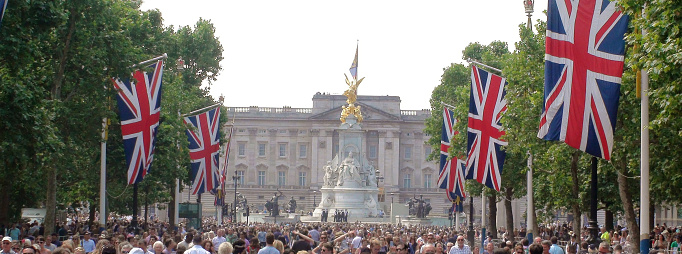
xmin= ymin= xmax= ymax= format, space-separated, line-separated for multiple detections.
xmin=140 ymin=0 xmax=548 ymax=110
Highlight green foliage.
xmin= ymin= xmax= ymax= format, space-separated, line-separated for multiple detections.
xmin=0 ymin=0 xmax=224 ymax=225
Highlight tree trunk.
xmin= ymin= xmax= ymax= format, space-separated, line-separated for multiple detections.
xmin=505 ymin=187 xmax=514 ymax=238
xmin=569 ymin=151 xmax=582 ymax=242
xmin=650 ymin=205 xmax=655 ymax=230
xmin=616 ymin=158 xmax=639 ymax=252
xmin=169 ymin=182 xmax=176 ymax=233
xmin=44 ymin=165 xmax=56 ymax=236
xmin=489 ymin=193 xmax=498 ymax=239
xmin=605 ymin=209 xmax=614 ymax=231
xmin=45 ymin=5 xmax=77 ymax=238
xmin=0 ymin=161 xmax=11 ymax=225
xmin=88 ymin=200 xmax=96 ymax=233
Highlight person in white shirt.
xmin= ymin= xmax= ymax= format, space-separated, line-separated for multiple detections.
xmin=186 ymin=237 xmax=209 ymax=254
xmin=351 ymin=231 xmax=362 ymax=253
xmin=212 ymin=230 xmax=227 ymax=252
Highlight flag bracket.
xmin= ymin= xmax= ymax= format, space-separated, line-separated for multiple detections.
xmin=440 ymin=101 xmax=457 ymax=112
xmin=132 ymin=53 xmax=168 ymax=69
xmin=181 ymin=98 xmax=224 ymax=117
xmin=466 ymin=58 xmax=503 ymax=75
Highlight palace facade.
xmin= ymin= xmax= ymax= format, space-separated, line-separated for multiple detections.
xmin=184 ymin=93 xmax=460 ymax=216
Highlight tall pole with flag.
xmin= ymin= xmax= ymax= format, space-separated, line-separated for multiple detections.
xmin=111 ymin=54 xmax=167 ymax=232
xmin=183 ymin=105 xmax=222 ymax=197
xmin=538 ymin=0 xmax=628 ymax=245
xmin=349 ymin=41 xmax=358 ymax=81
xmin=217 ymin=113 xmax=234 ymax=225
xmin=463 ymin=61 xmax=508 ymax=245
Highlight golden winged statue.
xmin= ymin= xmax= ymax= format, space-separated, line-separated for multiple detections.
xmin=341 ymin=73 xmax=365 ymax=123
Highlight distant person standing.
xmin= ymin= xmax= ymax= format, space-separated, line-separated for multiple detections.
xmin=81 ymin=233 xmax=95 ymax=254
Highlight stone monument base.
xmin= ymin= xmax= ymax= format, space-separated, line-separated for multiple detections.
xmin=397 ymin=216 xmax=433 ymax=226
xmin=262 ymin=214 xmax=300 ymax=224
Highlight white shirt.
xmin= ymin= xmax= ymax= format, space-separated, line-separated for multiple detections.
xmin=212 ymin=236 xmax=226 ymax=252
xmin=186 ymin=245 xmax=210 ymax=254
xmin=351 ymin=236 xmax=362 ymax=249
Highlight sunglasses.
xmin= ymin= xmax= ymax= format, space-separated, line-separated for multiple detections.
xmin=396 ymin=248 xmax=405 ymax=251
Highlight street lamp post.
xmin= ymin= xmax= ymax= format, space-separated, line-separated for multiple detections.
xmin=524 ymin=0 xmax=534 ymax=29
xmin=312 ymin=190 xmax=318 ymax=211
xmin=523 ymin=0 xmax=537 ymax=244
xmin=232 ymin=172 xmax=241 ymax=222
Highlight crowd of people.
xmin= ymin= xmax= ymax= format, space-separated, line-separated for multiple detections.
xmin=0 ymin=217 xmax=680 ymax=254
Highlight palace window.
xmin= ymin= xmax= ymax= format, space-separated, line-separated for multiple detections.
xmin=258 ymin=171 xmax=266 ymax=186
xmin=405 ymin=146 xmax=412 ymax=159
xmin=258 ymin=143 xmax=266 ymax=156
xmin=236 ymin=170 xmax=245 ymax=185
xmin=299 ymin=144 xmax=307 ymax=158
xmin=238 ymin=143 xmax=246 ymax=156
xmin=424 ymin=174 xmax=432 ymax=188
xmin=278 ymin=171 xmax=286 ymax=186
xmin=279 ymin=143 xmax=287 ymax=157
xmin=403 ymin=174 xmax=411 ymax=188
xmin=298 ymin=172 xmax=306 ymax=186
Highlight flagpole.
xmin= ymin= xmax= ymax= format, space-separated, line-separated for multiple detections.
xmin=640 ymin=35 xmax=651 ymax=254
xmin=440 ymin=101 xmax=457 ymax=112
xmin=99 ymin=118 xmax=108 ymax=227
xmin=481 ymin=190 xmax=486 ymax=252
xmin=466 ymin=58 xmax=503 ymax=75
xmin=180 ymin=102 xmax=222 ymax=117
xmin=526 ymin=151 xmax=535 ymax=243
xmin=132 ymin=53 xmax=168 ymax=69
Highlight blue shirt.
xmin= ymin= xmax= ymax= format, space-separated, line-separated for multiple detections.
xmin=82 ymin=239 xmax=96 ymax=253
xmin=549 ymin=244 xmax=564 ymax=254
xmin=257 ymin=246 xmax=279 ymax=254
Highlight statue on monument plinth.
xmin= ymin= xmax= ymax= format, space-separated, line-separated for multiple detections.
xmin=286 ymin=197 xmax=297 ymax=213
xmin=407 ymin=195 xmax=432 ymax=218
xmin=340 ymin=74 xmax=365 ymax=123
xmin=265 ymin=190 xmax=283 ymax=217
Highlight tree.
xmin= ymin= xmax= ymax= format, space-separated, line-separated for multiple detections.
xmin=0 ymin=0 xmax=225 ymax=231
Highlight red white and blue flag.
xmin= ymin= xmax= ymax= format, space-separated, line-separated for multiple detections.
xmin=111 ymin=60 xmax=164 ymax=185
xmin=220 ymin=124 xmax=234 ymax=188
xmin=215 ymin=123 xmax=233 ymax=206
xmin=184 ymin=106 xmax=221 ymax=195
xmin=465 ymin=65 xmax=508 ymax=191
xmin=538 ymin=0 xmax=628 ymax=160
xmin=438 ymin=107 xmax=467 ymax=201
xmin=0 ymin=0 xmax=8 ymax=27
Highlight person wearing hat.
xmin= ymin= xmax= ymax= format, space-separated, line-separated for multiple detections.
xmin=1 ymin=237 xmax=16 ymax=254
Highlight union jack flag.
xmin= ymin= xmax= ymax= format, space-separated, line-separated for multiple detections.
xmin=111 ymin=60 xmax=164 ymax=185
xmin=437 ymin=107 xmax=467 ymax=201
xmin=538 ymin=0 xmax=628 ymax=160
xmin=465 ymin=65 xmax=508 ymax=191
xmin=184 ymin=106 xmax=221 ymax=195
xmin=220 ymin=124 xmax=234 ymax=188
xmin=0 ymin=0 xmax=8 ymax=27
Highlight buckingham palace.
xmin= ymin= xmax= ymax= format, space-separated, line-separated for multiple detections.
xmin=179 ymin=92 xmax=463 ymax=218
